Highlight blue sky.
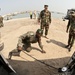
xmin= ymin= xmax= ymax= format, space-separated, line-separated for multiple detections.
xmin=0 ymin=0 xmax=75 ymax=15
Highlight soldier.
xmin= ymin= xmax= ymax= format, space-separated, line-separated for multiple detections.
xmin=29 ymin=11 xmax=33 ymax=19
xmin=58 ymin=52 xmax=75 ymax=75
xmin=0 ymin=16 xmax=4 ymax=27
xmin=65 ymin=14 xmax=75 ymax=52
xmin=38 ymin=5 xmax=51 ymax=38
xmin=8 ymin=29 xmax=46 ymax=59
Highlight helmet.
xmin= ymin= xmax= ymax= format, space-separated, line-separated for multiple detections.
xmin=36 ymin=29 xmax=43 ymax=35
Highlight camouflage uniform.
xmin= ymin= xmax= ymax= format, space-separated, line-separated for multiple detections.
xmin=0 ymin=16 xmax=3 ymax=27
xmin=66 ymin=15 xmax=75 ymax=51
xmin=9 ymin=31 xmax=43 ymax=57
xmin=17 ymin=31 xmax=43 ymax=51
xmin=38 ymin=9 xmax=51 ymax=36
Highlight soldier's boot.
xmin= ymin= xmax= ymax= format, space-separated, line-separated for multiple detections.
xmin=8 ymin=49 xmax=21 ymax=60
xmin=45 ymin=35 xmax=47 ymax=38
xmin=44 ymin=35 xmax=49 ymax=39
xmin=45 ymin=30 xmax=47 ymax=36
xmin=41 ymin=50 xmax=46 ymax=53
xmin=1 ymin=25 xmax=4 ymax=27
xmin=8 ymin=52 xmax=12 ymax=60
xmin=68 ymin=47 xmax=71 ymax=52
xmin=45 ymin=29 xmax=49 ymax=39
xmin=68 ymin=41 xmax=73 ymax=52
xmin=65 ymin=45 xmax=69 ymax=48
xmin=8 ymin=52 xmax=20 ymax=60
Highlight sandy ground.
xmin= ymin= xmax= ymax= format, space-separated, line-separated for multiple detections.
xmin=0 ymin=17 xmax=75 ymax=75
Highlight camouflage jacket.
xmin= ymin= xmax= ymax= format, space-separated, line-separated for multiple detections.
xmin=18 ymin=31 xmax=43 ymax=50
xmin=67 ymin=19 xmax=75 ymax=34
xmin=0 ymin=16 xmax=3 ymax=23
xmin=0 ymin=16 xmax=3 ymax=27
xmin=39 ymin=10 xmax=51 ymax=24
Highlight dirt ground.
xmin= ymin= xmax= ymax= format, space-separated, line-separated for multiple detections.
xmin=0 ymin=18 xmax=75 ymax=75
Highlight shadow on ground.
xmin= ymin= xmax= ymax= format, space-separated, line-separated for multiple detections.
xmin=31 ymin=47 xmax=42 ymax=52
xmin=46 ymin=39 xmax=66 ymax=48
xmin=7 ymin=56 xmax=71 ymax=75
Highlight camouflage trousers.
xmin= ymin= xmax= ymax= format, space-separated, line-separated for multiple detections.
xmin=40 ymin=23 xmax=49 ymax=36
xmin=68 ymin=32 xmax=75 ymax=48
xmin=9 ymin=43 xmax=32 ymax=56
xmin=0 ymin=23 xmax=3 ymax=28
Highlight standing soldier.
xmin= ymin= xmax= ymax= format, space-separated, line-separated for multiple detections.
xmin=29 ymin=11 xmax=33 ymax=19
xmin=38 ymin=5 xmax=51 ymax=38
xmin=8 ymin=29 xmax=46 ymax=59
xmin=0 ymin=16 xmax=4 ymax=27
xmin=0 ymin=33 xmax=4 ymax=51
xmin=65 ymin=14 xmax=75 ymax=52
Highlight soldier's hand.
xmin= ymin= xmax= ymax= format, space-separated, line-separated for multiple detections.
xmin=18 ymin=46 xmax=22 ymax=51
xmin=41 ymin=50 xmax=46 ymax=53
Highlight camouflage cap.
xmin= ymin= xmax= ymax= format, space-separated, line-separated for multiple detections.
xmin=70 ymin=11 xmax=74 ymax=14
xmin=44 ymin=5 xmax=48 ymax=7
xmin=36 ymin=29 xmax=43 ymax=34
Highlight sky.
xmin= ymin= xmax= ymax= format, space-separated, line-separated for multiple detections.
xmin=0 ymin=0 xmax=75 ymax=15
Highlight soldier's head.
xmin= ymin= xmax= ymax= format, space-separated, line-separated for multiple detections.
xmin=44 ymin=5 xmax=48 ymax=10
xmin=36 ymin=29 xmax=43 ymax=37
xmin=70 ymin=14 xmax=75 ymax=20
xmin=70 ymin=11 xmax=74 ymax=14
xmin=69 ymin=11 xmax=75 ymax=19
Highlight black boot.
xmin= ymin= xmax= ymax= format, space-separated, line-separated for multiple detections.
xmin=8 ymin=52 xmax=12 ymax=60
xmin=68 ymin=47 xmax=71 ymax=52
xmin=8 ymin=49 xmax=21 ymax=60
xmin=44 ymin=35 xmax=49 ymax=39
xmin=65 ymin=45 xmax=69 ymax=48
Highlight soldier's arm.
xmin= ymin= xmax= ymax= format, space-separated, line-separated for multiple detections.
xmin=66 ymin=19 xmax=70 ymax=32
xmin=17 ymin=37 xmax=23 ymax=51
xmin=38 ymin=39 xmax=43 ymax=50
xmin=38 ymin=38 xmax=46 ymax=53
xmin=49 ymin=11 xmax=51 ymax=23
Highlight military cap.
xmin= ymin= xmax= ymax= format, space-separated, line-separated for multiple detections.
xmin=44 ymin=5 xmax=48 ymax=7
xmin=36 ymin=29 xmax=43 ymax=34
xmin=70 ymin=11 xmax=74 ymax=14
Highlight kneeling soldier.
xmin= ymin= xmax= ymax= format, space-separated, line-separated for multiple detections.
xmin=8 ymin=29 xmax=46 ymax=59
